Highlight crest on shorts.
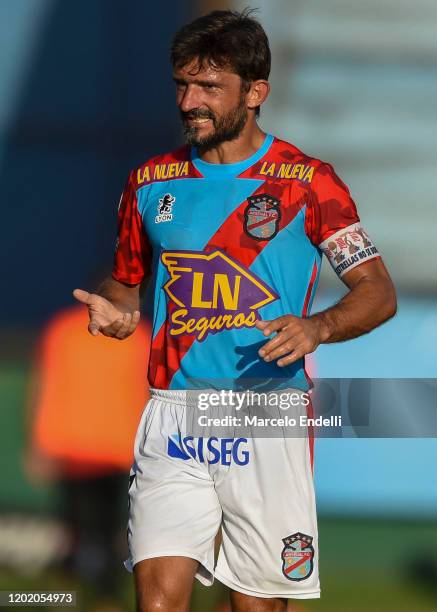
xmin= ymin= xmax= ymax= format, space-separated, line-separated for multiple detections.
xmin=244 ymin=194 xmax=281 ymax=241
xmin=281 ymin=532 xmax=314 ymax=581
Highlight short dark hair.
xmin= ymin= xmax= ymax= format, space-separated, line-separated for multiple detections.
xmin=170 ymin=9 xmax=271 ymax=115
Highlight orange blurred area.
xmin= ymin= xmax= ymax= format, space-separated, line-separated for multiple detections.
xmin=29 ymin=305 xmax=151 ymax=477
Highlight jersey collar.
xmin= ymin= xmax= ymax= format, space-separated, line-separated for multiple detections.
xmin=191 ymin=133 xmax=274 ymax=178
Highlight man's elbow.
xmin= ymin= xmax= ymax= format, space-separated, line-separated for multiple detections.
xmin=380 ymin=280 xmax=397 ymax=323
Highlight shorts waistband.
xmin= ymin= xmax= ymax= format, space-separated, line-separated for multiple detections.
xmin=150 ymin=388 xmax=188 ymax=405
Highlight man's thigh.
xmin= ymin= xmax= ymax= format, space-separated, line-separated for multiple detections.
xmin=134 ymin=556 xmax=198 ymax=612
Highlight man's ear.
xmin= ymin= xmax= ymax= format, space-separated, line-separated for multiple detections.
xmin=246 ymin=80 xmax=270 ymax=111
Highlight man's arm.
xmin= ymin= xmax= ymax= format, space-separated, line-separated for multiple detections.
xmin=74 ymin=167 xmax=152 ymax=338
xmin=95 ymin=275 xmax=141 ymax=312
xmin=311 ymin=258 xmax=396 ymax=343
xmin=73 ymin=276 xmax=145 ymax=339
xmin=256 ymin=259 xmax=397 ymax=367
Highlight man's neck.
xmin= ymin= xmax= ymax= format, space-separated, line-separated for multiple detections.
xmin=197 ymin=122 xmax=267 ymax=164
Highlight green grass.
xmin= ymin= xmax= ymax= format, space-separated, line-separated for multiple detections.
xmin=0 ymin=364 xmax=59 ymax=513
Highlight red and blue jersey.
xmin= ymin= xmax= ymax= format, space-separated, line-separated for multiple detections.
xmin=112 ymin=134 xmax=379 ymax=390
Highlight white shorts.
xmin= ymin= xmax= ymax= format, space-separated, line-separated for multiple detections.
xmin=124 ymin=388 xmax=320 ymax=599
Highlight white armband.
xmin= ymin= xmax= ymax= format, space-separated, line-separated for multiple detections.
xmin=320 ymin=222 xmax=380 ymax=277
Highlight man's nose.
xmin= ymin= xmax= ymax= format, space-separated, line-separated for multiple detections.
xmin=178 ymin=84 xmax=201 ymax=113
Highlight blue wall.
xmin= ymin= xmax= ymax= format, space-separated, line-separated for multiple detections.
xmin=313 ymin=292 xmax=437 ymax=517
xmin=0 ymin=0 xmax=194 ymax=325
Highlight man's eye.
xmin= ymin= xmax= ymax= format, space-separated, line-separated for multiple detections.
xmin=204 ymin=84 xmax=216 ymax=90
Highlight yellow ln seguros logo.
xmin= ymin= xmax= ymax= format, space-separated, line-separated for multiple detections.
xmin=161 ymin=249 xmax=278 ymax=341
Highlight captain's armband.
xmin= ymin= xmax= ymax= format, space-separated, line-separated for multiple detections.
xmin=320 ymin=222 xmax=380 ymax=277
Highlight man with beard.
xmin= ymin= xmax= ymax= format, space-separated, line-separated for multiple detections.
xmin=73 ymin=9 xmax=396 ymax=612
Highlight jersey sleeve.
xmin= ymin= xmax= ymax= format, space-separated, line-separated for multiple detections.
xmin=305 ymin=162 xmax=380 ymax=277
xmin=112 ymin=171 xmax=152 ymax=285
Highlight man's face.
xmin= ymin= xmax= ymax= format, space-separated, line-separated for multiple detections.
xmin=173 ymin=59 xmax=249 ymax=149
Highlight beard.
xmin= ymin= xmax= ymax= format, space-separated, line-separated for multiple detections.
xmin=180 ymin=94 xmax=248 ymax=150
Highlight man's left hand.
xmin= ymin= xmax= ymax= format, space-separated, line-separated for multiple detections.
xmin=255 ymin=315 xmax=322 ymax=367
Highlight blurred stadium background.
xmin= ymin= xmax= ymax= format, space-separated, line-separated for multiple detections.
xmin=1 ymin=0 xmax=436 ymax=610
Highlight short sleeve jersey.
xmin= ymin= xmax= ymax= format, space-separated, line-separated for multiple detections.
xmin=113 ymin=134 xmax=380 ymax=390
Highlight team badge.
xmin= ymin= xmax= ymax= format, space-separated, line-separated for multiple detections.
xmin=244 ymin=194 xmax=281 ymax=241
xmin=155 ymin=193 xmax=175 ymax=223
xmin=281 ymin=532 xmax=314 ymax=581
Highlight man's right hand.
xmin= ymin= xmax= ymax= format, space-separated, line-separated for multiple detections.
xmin=73 ymin=288 xmax=141 ymax=339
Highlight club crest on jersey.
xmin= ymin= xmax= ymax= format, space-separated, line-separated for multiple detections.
xmin=161 ymin=249 xmax=279 ymax=341
xmin=244 ymin=194 xmax=281 ymax=241
xmin=155 ymin=193 xmax=175 ymax=223
xmin=281 ymin=532 xmax=314 ymax=581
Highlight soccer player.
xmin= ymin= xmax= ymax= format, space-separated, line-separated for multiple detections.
xmin=73 ymin=9 xmax=396 ymax=612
